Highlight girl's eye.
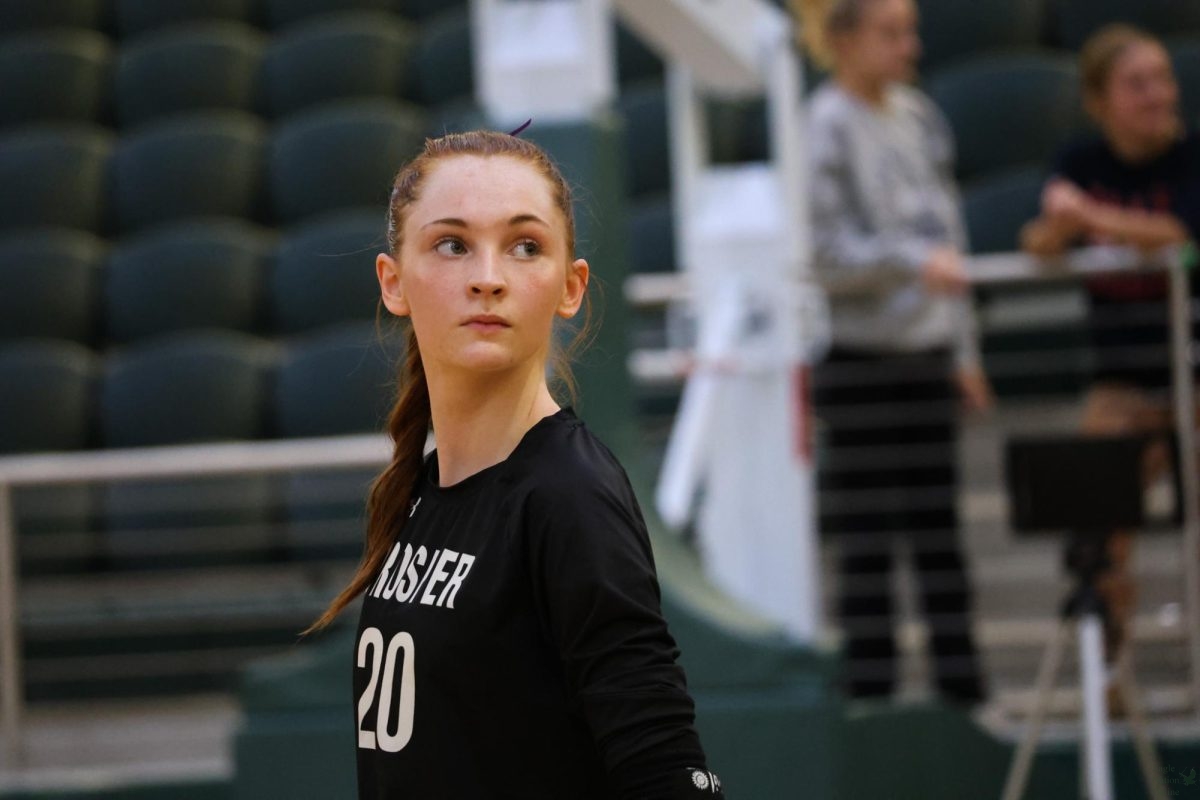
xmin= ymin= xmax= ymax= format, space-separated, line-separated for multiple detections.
xmin=512 ymin=239 xmax=540 ymax=258
xmin=435 ymin=238 xmax=467 ymax=256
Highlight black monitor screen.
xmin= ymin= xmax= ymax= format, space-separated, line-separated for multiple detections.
xmin=1005 ymin=436 xmax=1147 ymax=533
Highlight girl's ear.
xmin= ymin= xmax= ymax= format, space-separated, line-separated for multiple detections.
xmin=557 ymin=258 xmax=589 ymax=318
xmin=377 ymin=252 xmax=410 ymax=317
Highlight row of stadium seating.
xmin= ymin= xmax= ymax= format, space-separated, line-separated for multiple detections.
xmin=0 ymin=0 xmax=457 ymax=37
xmin=9 ymin=5 xmax=1191 ymax=265
xmin=1 ymin=322 xmax=399 ymax=455
xmin=1 ymin=214 xmax=387 ymax=346
xmin=6 ymin=0 xmax=1200 ymax=66
xmin=0 ymin=11 xmax=473 ymax=130
xmin=1 ymin=101 xmax=426 ymax=233
xmin=917 ymin=0 xmax=1200 ymax=64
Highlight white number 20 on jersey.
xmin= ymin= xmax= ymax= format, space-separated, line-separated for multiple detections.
xmin=356 ymin=627 xmax=416 ymax=752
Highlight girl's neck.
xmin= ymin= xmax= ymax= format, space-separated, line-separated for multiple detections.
xmin=836 ymin=70 xmax=889 ymax=108
xmin=425 ymin=365 xmax=560 ymax=487
xmin=1104 ymin=123 xmax=1180 ymax=165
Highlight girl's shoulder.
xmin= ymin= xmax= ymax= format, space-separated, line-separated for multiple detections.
xmin=500 ymin=411 xmax=645 ymax=539
xmin=889 ymin=84 xmax=948 ymax=127
xmin=1175 ymin=128 xmax=1200 ymax=161
xmin=511 ymin=409 xmax=631 ymax=501
xmin=807 ymin=81 xmax=858 ymax=126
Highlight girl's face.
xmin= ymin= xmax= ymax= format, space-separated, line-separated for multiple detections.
xmin=1089 ymin=40 xmax=1181 ymax=150
xmin=376 ymin=155 xmax=587 ymax=379
xmin=834 ymin=0 xmax=921 ymax=87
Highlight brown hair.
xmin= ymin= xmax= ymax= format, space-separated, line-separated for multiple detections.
xmin=1079 ymin=23 xmax=1161 ymax=98
xmin=305 ymin=130 xmax=589 ymax=633
xmin=791 ymin=0 xmax=880 ymax=69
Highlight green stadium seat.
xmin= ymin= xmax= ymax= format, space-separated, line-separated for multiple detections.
xmin=113 ymin=0 xmax=259 ymax=38
xmin=1053 ymin=0 xmax=1200 ymax=50
xmin=0 ymin=228 xmax=106 ymax=343
xmin=0 ymin=125 xmax=113 ymax=234
xmin=0 ymin=339 xmax=99 ymax=573
xmin=397 ymin=0 xmax=466 ymax=22
xmin=427 ymin=96 xmax=487 ymax=136
xmin=104 ymin=218 xmax=273 ymax=343
xmin=263 ymin=0 xmax=398 ymax=29
xmin=617 ymin=79 xmax=670 ymax=198
xmin=279 ymin=465 xmax=375 ymax=560
xmin=0 ymin=0 xmax=104 ymax=32
xmin=917 ymin=0 xmax=1044 ymax=71
xmin=260 ymin=12 xmax=416 ymax=119
xmin=101 ymin=330 xmax=274 ymax=447
xmin=269 ymin=209 xmax=385 ymax=334
xmin=273 ymin=322 xmax=399 ymax=560
xmin=964 ymin=165 xmax=1047 ymax=255
xmin=0 ymin=30 xmax=112 ymax=129
xmin=926 ymin=53 xmax=1085 ymax=182
xmin=409 ymin=7 xmax=472 ymax=106
xmin=115 ymin=21 xmax=265 ymax=128
xmin=268 ymin=99 xmax=425 ymax=225
xmin=98 ymin=330 xmax=278 ymax=568
xmin=1170 ymin=37 xmax=1200 ymax=128
xmin=708 ymin=96 xmax=769 ymax=163
xmin=273 ymin=321 xmax=401 ymax=438
xmin=0 ymin=339 xmax=96 ymax=454
xmin=616 ymin=20 xmax=663 ymax=86
xmin=111 ymin=110 xmax=266 ymax=233
xmin=626 ymin=194 xmax=676 ymax=275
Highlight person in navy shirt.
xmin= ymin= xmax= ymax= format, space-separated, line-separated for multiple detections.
xmin=1022 ymin=24 xmax=1200 ymax=673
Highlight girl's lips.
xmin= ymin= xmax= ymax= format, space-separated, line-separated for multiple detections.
xmin=464 ymin=315 xmax=511 ymax=331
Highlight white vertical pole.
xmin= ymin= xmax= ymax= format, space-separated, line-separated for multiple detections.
xmin=763 ymin=17 xmax=807 ymax=270
xmin=665 ymin=63 xmax=707 ymax=275
xmin=0 ymin=482 xmax=23 ymax=768
xmin=763 ymin=17 xmax=820 ymax=640
xmin=584 ymin=0 xmax=616 ymax=95
xmin=1078 ymin=615 xmax=1114 ymax=800
xmin=1167 ymin=258 xmax=1200 ymax=711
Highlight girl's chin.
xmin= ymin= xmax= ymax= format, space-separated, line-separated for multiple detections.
xmin=447 ymin=344 xmax=525 ymax=374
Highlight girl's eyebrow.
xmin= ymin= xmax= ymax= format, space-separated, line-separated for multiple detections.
xmin=423 ymin=217 xmax=467 ymax=229
xmin=422 ymin=215 xmax=549 ymax=229
xmin=509 ymin=214 xmax=549 ymax=228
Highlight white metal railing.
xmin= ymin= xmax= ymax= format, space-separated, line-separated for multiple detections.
xmin=0 ymin=434 xmax=393 ymax=767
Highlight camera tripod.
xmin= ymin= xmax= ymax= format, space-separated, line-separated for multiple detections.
xmin=1001 ymin=533 xmax=1169 ymax=800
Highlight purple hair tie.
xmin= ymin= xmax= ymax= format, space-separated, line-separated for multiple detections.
xmin=508 ymin=119 xmax=532 ymax=137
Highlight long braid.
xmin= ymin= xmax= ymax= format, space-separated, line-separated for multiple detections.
xmin=305 ymin=327 xmax=428 ymax=633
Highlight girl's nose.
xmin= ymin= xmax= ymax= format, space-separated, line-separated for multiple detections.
xmin=469 ymin=253 xmax=506 ymax=296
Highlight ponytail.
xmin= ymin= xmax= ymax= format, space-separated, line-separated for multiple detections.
xmin=304 ymin=326 xmax=429 ymax=634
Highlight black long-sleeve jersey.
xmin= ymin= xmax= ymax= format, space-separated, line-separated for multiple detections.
xmin=354 ymin=408 xmax=723 ymax=799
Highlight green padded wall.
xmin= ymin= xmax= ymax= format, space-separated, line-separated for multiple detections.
xmin=834 ymin=703 xmax=1200 ymax=799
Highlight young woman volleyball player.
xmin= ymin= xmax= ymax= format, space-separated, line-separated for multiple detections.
xmin=307 ymin=130 xmax=725 ymax=799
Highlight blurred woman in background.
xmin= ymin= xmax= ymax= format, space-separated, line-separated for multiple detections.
xmin=1022 ymin=24 xmax=1200 ymax=669
xmin=795 ymin=0 xmax=989 ymax=704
